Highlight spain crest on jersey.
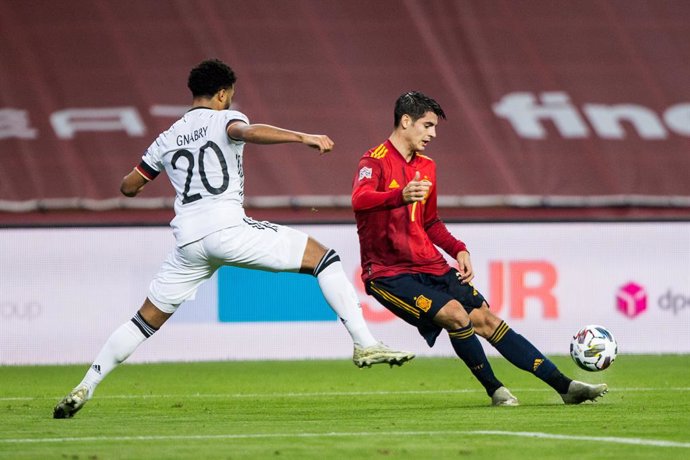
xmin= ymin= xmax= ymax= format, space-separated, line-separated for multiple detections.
xmin=415 ymin=295 xmax=432 ymax=312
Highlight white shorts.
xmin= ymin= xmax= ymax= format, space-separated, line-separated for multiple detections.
xmin=148 ymin=218 xmax=309 ymax=313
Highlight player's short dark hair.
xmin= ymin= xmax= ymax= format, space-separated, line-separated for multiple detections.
xmin=187 ymin=59 xmax=237 ymax=98
xmin=394 ymin=91 xmax=446 ymax=127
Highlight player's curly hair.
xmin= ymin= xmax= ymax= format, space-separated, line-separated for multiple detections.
xmin=187 ymin=59 xmax=237 ymax=98
xmin=394 ymin=91 xmax=446 ymax=127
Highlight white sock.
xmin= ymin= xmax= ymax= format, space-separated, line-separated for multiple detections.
xmin=316 ymin=259 xmax=378 ymax=348
xmin=77 ymin=318 xmax=150 ymax=397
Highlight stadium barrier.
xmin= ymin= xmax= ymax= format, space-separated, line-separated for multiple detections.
xmin=1 ymin=222 xmax=688 ymax=365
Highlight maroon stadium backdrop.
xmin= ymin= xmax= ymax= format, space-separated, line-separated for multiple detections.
xmin=1 ymin=0 xmax=689 ymax=224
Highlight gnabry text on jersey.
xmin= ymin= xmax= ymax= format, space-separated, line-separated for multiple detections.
xmin=176 ymin=126 xmax=208 ymax=146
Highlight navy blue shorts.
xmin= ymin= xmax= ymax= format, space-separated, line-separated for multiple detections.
xmin=366 ymin=268 xmax=487 ymax=347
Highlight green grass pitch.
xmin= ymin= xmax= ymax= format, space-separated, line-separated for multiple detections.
xmin=1 ymin=355 xmax=689 ymax=459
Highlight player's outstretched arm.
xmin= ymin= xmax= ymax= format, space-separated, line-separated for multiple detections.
xmin=227 ymin=122 xmax=334 ymax=153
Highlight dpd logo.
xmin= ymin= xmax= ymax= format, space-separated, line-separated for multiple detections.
xmin=616 ymin=282 xmax=647 ymax=318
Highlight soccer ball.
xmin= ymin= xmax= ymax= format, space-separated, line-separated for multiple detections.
xmin=569 ymin=325 xmax=618 ymax=371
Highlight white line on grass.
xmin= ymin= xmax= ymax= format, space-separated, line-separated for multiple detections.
xmin=2 ymin=387 xmax=689 ymax=402
xmin=1 ymin=430 xmax=689 ymax=448
xmin=472 ymin=431 xmax=690 ymax=448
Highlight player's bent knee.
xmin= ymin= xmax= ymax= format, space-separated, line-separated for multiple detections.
xmin=138 ymin=298 xmax=172 ymax=329
xmin=300 ymin=238 xmax=329 ymax=274
xmin=434 ymin=301 xmax=470 ymax=330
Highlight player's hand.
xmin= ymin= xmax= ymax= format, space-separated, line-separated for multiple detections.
xmin=303 ymin=134 xmax=334 ymax=154
xmin=402 ymin=171 xmax=432 ymax=203
xmin=456 ymin=250 xmax=474 ymax=284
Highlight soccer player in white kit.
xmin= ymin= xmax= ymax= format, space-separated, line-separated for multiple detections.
xmin=53 ymin=59 xmax=414 ymax=419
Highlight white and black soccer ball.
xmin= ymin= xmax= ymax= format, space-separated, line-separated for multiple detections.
xmin=570 ymin=325 xmax=618 ymax=372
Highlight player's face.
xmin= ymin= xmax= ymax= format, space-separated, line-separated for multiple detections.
xmin=404 ymin=111 xmax=438 ymax=153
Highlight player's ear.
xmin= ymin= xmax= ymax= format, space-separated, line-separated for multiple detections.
xmin=401 ymin=114 xmax=411 ymax=129
xmin=216 ymin=88 xmax=226 ymax=103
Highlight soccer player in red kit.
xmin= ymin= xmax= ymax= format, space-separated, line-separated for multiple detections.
xmin=352 ymin=91 xmax=608 ymax=406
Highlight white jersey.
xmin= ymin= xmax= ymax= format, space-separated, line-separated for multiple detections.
xmin=138 ymin=107 xmax=250 ymax=246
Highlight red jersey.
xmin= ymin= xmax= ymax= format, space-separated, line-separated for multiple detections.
xmin=352 ymin=140 xmax=467 ymax=283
